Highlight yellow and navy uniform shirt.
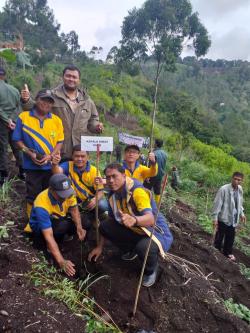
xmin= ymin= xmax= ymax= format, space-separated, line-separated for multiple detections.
xmin=108 ymin=177 xmax=173 ymax=253
xmin=108 ymin=177 xmax=153 ymax=226
xmin=29 ymin=189 xmax=77 ymax=232
xmin=122 ymin=160 xmax=158 ymax=183
xmin=60 ymin=161 xmax=103 ymax=202
xmin=12 ymin=109 xmax=64 ymax=170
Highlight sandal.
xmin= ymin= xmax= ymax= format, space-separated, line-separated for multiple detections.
xmin=227 ymin=254 xmax=236 ymax=261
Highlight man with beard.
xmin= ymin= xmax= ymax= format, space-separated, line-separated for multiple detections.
xmin=21 ymin=65 xmax=103 ymax=160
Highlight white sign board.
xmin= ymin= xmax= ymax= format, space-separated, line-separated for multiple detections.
xmin=118 ymin=132 xmax=150 ymax=148
xmin=81 ymin=136 xmax=113 ymax=152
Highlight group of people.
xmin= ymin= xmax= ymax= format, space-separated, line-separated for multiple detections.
xmin=1 ymin=64 xmax=173 ymax=287
xmin=0 ymin=63 xmax=246 ymax=288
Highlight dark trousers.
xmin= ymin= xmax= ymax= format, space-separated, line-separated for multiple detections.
xmin=33 ymin=217 xmax=75 ymax=249
xmin=0 ymin=120 xmax=22 ymax=172
xmin=144 ymin=177 xmax=162 ymax=195
xmin=26 ymin=170 xmax=52 ymax=203
xmin=214 ymin=221 xmax=236 ymax=256
xmin=100 ymin=218 xmax=159 ymax=274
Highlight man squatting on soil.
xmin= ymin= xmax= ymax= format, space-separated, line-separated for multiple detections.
xmin=88 ymin=163 xmax=173 ymax=287
xmin=51 ymin=144 xmax=109 ymax=227
xmin=212 ymin=172 xmax=246 ymax=261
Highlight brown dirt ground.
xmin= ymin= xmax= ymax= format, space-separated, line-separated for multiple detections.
xmin=1 ymin=179 xmax=250 ymax=333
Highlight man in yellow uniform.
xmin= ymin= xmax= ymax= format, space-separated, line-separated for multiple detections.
xmin=122 ymin=145 xmax=158 ymax=183
xmin=12 ymin=89 xmax=64 ymax=220
xmin=88 ymin=163 xmax=173 ymax=287
xmin=30 ymin=174 xmax=86 ymax=276
xmin=51 ymin=144 xmax=108 ymax=228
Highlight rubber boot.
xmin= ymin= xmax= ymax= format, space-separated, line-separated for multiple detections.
xmin=155 ymin=194 xmax=160 ymax=205
xmin=24 ymin=202 xmax=33 ymax=233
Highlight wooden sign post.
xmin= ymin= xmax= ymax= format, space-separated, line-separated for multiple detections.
xmin=81 ymin=136 xmax=113 ymax=245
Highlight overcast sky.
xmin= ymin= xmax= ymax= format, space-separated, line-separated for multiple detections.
xmin=1 ymin=0 xmax=250 ymax=60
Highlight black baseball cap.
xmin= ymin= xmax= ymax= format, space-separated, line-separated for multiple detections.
xmin=124 ymin=144 xmax=140 ymax=152
xmin=49 ymin=174 xmax=74 ymax=199
xmin=36 ymin=89 xmax=55 ymax=103
xmin=0 ymin=68 xmax=6 ymax=76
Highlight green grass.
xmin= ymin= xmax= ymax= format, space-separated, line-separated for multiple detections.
xmin=239 ymin=263 xmax=250 ymax=280
xmin=0 ymin=178 xmax=17 ymax=207
xmin=224 ymin=298 xmax=250 ymax=323
xmin=0 ymin=220 xmax=14 ymax=240
xmin=27 ymin=257 xmax=121 ymax=333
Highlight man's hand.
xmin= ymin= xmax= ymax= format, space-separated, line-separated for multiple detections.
xmin=119 ymin=210 xmax=137 ymax=228
xmin=94 ymin=176 xmax=103 ymax=186
xmin=51 ymin=152 xmax=61 ymax=165
xmin=28 ymin=150 xmax=44 ymax=166
xmin=88 ymin=246 xmax=103 ymax=262
xmin=96 ymin=123 xmax=103 ymax=133
xmin=77 ymin=227 xmax=86 ymax=241
xmin=86 ymin=197 xmax=97 ymax=211
xmin=148 ymin=152 xmax=156 ymax=164
xmin=59 ymin=259 xmax=76 ymax=277
xmin=213 ymin=220 xmax=218 ymax=231
xmin=8 ymin=119 xmax=16 ymax=130
xmin=21 ymin=84 xmax=30 ymax=103
xmin=240 ymin=215 xmax=246 ymax=224
xmin=37 ymin=154 xmax=52 ymax=165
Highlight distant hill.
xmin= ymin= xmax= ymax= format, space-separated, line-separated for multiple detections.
xmin=146 ymin=57 xmax=250 ymax=162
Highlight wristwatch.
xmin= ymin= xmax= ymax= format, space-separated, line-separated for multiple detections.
xmin=134 ymin=216 xmax=139 ymax=227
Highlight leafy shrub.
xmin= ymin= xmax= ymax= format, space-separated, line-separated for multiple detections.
xmin=224 ymin=298 xmax=250 ymax=323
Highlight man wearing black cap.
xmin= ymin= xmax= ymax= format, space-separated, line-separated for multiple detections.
xmin=0 ymin=67 xmax=23 ymax=185
xmin=29 ymin=174 xmax=86 ymax=276
xmin=12 ymin=89 xmax=64 ymax=223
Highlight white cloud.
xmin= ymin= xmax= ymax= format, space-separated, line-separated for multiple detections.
xmin=1 ymin=0 xmax=250 ymax=60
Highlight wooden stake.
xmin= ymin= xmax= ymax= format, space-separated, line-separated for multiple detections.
xmin=132 ymin=174 xmax=168 ymax=317
xmin=95 ymin=144 xmax=101 ymax=245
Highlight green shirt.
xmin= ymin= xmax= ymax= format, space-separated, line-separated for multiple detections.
xmin=153 ymin=148 xmax=167 ymax=180
xmin=0 ymin=80 xmax=21 ymax=123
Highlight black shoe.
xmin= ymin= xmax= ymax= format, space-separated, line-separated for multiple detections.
xmin=0 ymin=170 xmax=8 ymax=186
xmin=18 ymin=167 xmax=26 ymax=180
xmin=121 ymin=251 xmax=138 ymax=261
xmin=142 ymin=265 xmax=158 ymax=287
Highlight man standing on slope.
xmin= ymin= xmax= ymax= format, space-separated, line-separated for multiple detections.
xmin=0 ymin=67 xmax=24 ymax=184
xmin=21 ymin=64 xmax=103 ymax=160
xmin=144 ymin=139 xmax=167 ymax=203
xmin=122 ymin=144 xmax=158 ymax=184
xmin=212 ymin=172 xmax=246 ymax=261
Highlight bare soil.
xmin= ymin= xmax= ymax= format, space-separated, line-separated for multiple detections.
xmin=1 ymin=180 xmax=250 ymax=333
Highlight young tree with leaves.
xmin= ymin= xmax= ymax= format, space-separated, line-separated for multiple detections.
xmin=114 ymin=0 xmax=211 ymax=148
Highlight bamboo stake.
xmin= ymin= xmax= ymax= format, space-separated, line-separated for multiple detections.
xmin=95 ymin=144 xmax=101 ymax=245
xmin=132 ymin=174 xmax=168 ymax=316
xmin=149 ymin=62 xmax=161 ymax=152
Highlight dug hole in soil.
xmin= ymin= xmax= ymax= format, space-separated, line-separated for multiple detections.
xmin=1 ymin=178 xmax=250 ymax=333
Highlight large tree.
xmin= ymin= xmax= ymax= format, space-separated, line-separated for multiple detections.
xmin=0 ymin=0 xmax=66 ymax=59
xmin=114 ymin=0 xmax=211 ymax=147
